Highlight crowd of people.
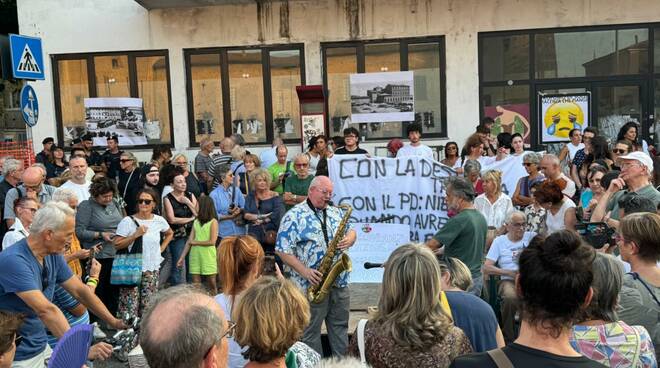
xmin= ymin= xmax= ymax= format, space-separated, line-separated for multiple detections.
xmin=0 ymin=118 xmax=658 ymax=368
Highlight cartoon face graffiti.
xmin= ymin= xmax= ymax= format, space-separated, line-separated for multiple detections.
xmin=543 ymin=102 xmax=585 ymax=139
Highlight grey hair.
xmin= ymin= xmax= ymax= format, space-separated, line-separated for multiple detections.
xmin=583 ymin=253 xmax=623 ymax=323
xmin=30 ymin=201 xmax=75 ymax=234
xmin=523 ymin=151 xmax=542 ymax=165
xmin=505 ymin=210 xmax=526 ymax=224
xmin=52 ymin=188 xmax=79 ymax=204
xmin=309 ymin=175 xmax=328 ymax=190
xmin=446 ymin=176 xmax=476 ymax=202
xmin=318 ymin=357 xmax=372 ymax=368
xmin=120 ymin=151 xmax=138 ymax=166
xmin=140 ymin=285 xmax=224 ymax=368
xmin=231 ymin=145 xmax=247 ymax=161
xmin=463 ymin=159 xmax=481 ymax=176
xmin=2 ymin=159 xmax=22 ymax=177
xmin=214 ymin=163 xmax=232 ymax=181
xmin=542 ymin=153 xmax=560 ymax=166
xmin=294 ymin=153 xmax=310 ymax=164
xmin=31 ymin=163 xmax=47 ymax=176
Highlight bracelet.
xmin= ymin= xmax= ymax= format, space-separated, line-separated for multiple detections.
xmin=87 ymin=278 xmax=98 ymax=287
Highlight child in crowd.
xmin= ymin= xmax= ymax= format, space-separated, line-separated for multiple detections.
xmin=177 ymin=195 xmax=219 ymax=294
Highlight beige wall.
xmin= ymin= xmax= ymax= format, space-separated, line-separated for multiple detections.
xmin=17 ymin=0 xmax=660 ymax=160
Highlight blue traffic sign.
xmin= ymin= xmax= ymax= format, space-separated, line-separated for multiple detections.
xmin=20 ymin=85 xmax=39 ymax=127
xmin=9 ymin=34 xmax=44 ymax=80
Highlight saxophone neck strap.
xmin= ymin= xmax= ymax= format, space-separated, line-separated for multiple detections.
xmin=307 ymin=198 xmax=329 ymax=246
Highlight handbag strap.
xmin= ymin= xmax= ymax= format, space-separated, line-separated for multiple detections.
xmin=128 ymin=216 xmax=144 ymax=254
xmin=357 ymin=319 xmax=368 ymax=365
xmin=629 ymin=272 xmax=660 ymax=308
xmin=487 ymin=349 xmax=514 ymax=368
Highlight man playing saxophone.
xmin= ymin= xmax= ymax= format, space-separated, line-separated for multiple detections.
xmin=276 ymin=175 xmax=357 ymax=357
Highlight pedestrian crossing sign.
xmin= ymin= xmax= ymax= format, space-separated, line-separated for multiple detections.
xmin=9 ymin=34 xmax=44 ymax=80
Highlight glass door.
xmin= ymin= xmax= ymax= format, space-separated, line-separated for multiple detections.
xmin=592 ymin=81 xmax=646 ymax=143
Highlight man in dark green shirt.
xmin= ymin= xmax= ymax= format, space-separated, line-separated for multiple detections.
xmin=426 ymin=176 xmax=488 ymax=296
xmin=283 ymin=153 xmax=314 ymax=210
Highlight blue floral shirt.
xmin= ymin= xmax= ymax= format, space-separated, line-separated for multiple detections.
xmin=276 ymin=202 xmax=352 ymax=290
xmin=209 ymin=184 xmax=245 ymax=238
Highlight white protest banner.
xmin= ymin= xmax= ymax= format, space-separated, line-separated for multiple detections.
xmin=328 ymin=155 xmax=454 ymax=242
xmin=479 ymin=154 xmax=527 ymax=196
xmin=349 ymin=223 xmax=411 ymax=283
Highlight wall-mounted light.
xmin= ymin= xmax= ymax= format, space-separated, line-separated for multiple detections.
xmin=242 ymin=73 xmax=250 ymax=78
xmin=108 ymin=78 xmax=116 ymax=84
xmin=380 ymin=67 xmax=388 ymax=72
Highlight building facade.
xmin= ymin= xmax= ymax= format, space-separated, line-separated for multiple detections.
xmin=15 ymin=0 xmax=660 ymax=159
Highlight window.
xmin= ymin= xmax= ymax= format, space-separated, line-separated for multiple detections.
xmin=481 ymin=34 xmax=530 ymax=82
xmin=53 ymin=50 xmax=173 ymax=148
xmin=188 ymin=53 xmax=224 ymax=143
xmin=323 ymin=37 xmax=447 ymax=140
xmin=185 ymin=44 xmax=305 ymax=146
xmin=655 ymin=28 xmax=660 ymax=73
xmin=535 ymin=29 xmax=649 ymax=79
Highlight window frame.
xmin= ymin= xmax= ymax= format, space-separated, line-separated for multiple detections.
xmin=51 ymin=49 xmax=174 ymax=149
xmin=184 ymin=43 xmax=306 ymax=147
xmin=321 ymin=36 xmax=448 ymax=141
xmin=478 ymin=22 xmax=660 ymax=148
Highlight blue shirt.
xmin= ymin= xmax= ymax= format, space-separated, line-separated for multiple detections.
xmin=47 ymin=286 xmax=89 ymax=348
xmin=210 ymin=184 xmax=245 ymax=238
xmin=445 ymin=290 xmax=499 ymax=352
xmin=276 ymin=202 xmax=352 ymax=290
xmin=0 ymin=238 xmax=73 ymax=361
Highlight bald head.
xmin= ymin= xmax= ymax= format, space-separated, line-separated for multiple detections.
xmin=220 ymin=138 xmax=235 ymax=153
xmin=540 ymin=154 xmax=561 ymax=179
xmin=308 ymin=176 xmax=333 ymax=209
xmin=22 ymin=167 xmax=44 ymax=188
xmin=141 ymin=286 xmax=228 ymax=368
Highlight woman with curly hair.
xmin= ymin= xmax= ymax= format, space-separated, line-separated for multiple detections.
xmin=348 ymin=243 xmax=472 ymax=367
xmin=232 ymin=276 xmax=320 ymax=368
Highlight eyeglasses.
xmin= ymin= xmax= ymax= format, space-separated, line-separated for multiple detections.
xmin=222 ymin=321 xmax=236 ymax=339
xmin=522 ymin=162 xmax=534 ymax=167
xmin=20 ymin=206 xmax=38 ymax=213
xmin=138 ymin=199 xmax=153 ymax=205
xmin=613 ymin=149 xmax=627 ymax=155
xmin=508 ymin=222 xmax=526 ymax=228
xmin=295 ymin=163 xmax=308 ymax=168
xmin=175 ymin=161 xmax=187 ymax=166
xmin=620 ymin=162 xmax=641 ymax=169
xmin=315 ymin=188 xmax=333 ymax=197
xmin=24 ymin=183 xmax=42 ymax=191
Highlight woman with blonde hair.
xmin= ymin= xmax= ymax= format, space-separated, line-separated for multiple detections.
xmin=348 ymin=243 xmax=472 ymax=367
xmin=474 ymin=170 xmax=513 ymax=247
xmin=238 ymin=153 xmax=260 ymax=195
xmin=172 ymin=153 xmax=202 ymax=199
xmin=233 ymin=276 xmax=320 ymax=368
xmin=215 ymin=235 xmax=265 ymax=368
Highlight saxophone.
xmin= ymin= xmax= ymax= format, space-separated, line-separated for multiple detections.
xmin=307 ymin=204 xmax=353 ymax=304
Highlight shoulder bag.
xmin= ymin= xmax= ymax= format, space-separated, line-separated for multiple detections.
xmin=110 ymin=217 xmax=143 ymax=286
xmin=486 ymin=349 xmax=514 ymax=368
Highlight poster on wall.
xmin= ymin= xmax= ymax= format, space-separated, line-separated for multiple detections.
xmin=82 ymin=98 xmax=148 ymax=146
xmin=484 ymin=104 xmax=531 ymax=144
xmin=539 ymin=93 xmax=590 ymax=143
xmin=350 ymin=71 xmax=414 ymax=123
xmin=301 ymin=114 xmax=325 ymax=150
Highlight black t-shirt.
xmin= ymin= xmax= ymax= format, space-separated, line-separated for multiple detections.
xmin=102 ymin=150 xmax=124 ymax=179
xmin=334 ymin=147 xmax=368 ymax=155
xmin=450 ymin=343 xmax=606 ymax=368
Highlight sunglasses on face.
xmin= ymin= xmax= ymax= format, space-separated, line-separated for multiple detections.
xmin=523 ymin=162 xmax=534 ymax=167
xmin=138 ymin=199 xmax=153 ymax=205
xmin=120 ymin=159 xmax=132 ymax=163
xmin=295 ymin=163 xmax=308 ymax=168
xmin=613 ymin=149 xmax=627 ymax=155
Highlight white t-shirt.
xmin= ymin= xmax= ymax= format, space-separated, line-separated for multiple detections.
xmin=486 ymin=232 xmax=536 ymax=280
xmin=545 ymin=198 xmax=576 ymax=234
xmin=396 ymin=144 xmax=434 ymax=159
xmin=1 ymin=218 xmax=28 ymax=250
xmin=566 ymin=142 xmax=584 ymax=161
xmin=59 ymin=180 xmax=91 ymax=204
xmin=115 ymin=215 xmax=170 ymax=272
xmin=559 ymin=173 xmax=577 ymax=198
xmin=214 ymin=293 xmax=247 ymax=368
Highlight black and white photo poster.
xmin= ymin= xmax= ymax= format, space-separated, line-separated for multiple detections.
xmin=350 ymin=71 xmax=414 ymax=123
xmin=84 ymin=98 xmax=148 ymax=146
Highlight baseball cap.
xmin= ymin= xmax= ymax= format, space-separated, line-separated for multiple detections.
xmin=619 ymin=151 xmax=653 ymax=172
xmin=42 ymin=137 xmax=54 ymax=144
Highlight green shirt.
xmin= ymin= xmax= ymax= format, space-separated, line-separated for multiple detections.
xmin=284 ymin=174 xmax=314 ymax=209
xmin=268 ymin=161 xmax=292 ymax=194
xmin=606 ymin=184 xmax=660 ymax=220
xmin=433 ymin=208 xmax=487 ymax=276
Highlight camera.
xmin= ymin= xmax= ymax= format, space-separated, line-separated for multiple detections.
xmin=229 ymin=203 xmax=236 ymax=210
xmin=576 ymin=222 xmax=615 ymax=249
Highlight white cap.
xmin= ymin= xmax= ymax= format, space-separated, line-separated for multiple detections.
xmin=619 ymin=151 xmax=653 ymax=172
